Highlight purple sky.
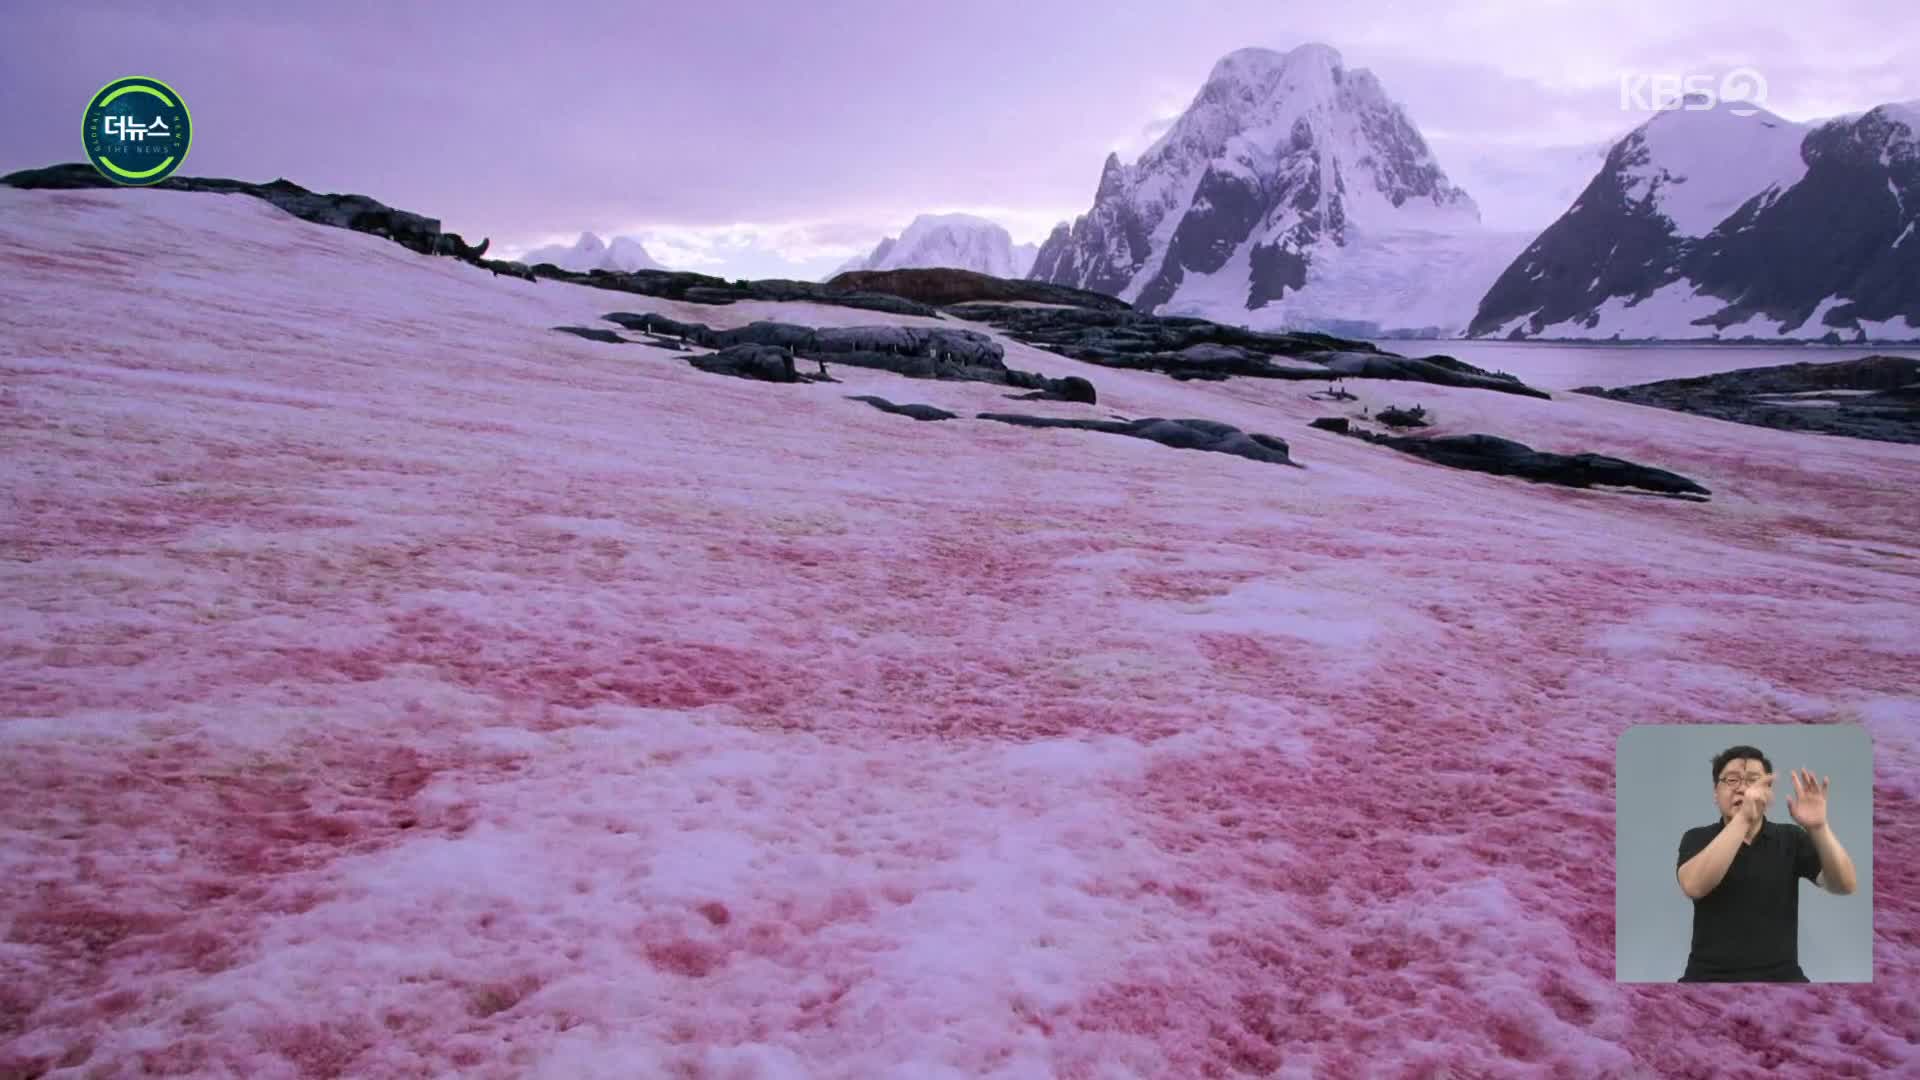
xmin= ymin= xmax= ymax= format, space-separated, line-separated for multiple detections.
xmin=5 ymin=0 xmax=1916 ymax=278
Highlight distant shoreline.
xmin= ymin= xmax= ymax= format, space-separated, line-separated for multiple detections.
xmin=1370 ymin=338 xmax=1920 ymax=350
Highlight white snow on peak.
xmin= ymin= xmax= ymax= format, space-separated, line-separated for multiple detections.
xmin=519 ymin=230 xmax=663 ymax=272
xmin=1130 ymin=41 xmax=1477 ymax=246
xmin=1072 ymin=41 xmax=1487 ymax=325
xmin=838 ymin=213 xmax=1032 ymax=279
xmin=1198 ymin=44 xmax=1344 ymax=107
xmin=1877 ymin=101 xmax=1920 ymax=156
xmin=604 ymin=236 xmax=657 ymax=270
xmin=1621 ymin=101 xmax=1810 ymax=237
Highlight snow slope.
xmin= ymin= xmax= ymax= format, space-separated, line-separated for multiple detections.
xmin=2 ymin=187 xmax=1916 ymax=1077
xmin=1159 ymin=226 xmax=1533 ymax=337
xmin=1622 ymin=103 xmax=1809 ymax=238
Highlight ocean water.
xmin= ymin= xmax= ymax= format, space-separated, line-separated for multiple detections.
xmin=1372 ymin=339 xmax=1920 ymax=391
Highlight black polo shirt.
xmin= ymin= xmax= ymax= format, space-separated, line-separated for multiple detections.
xmin=1676 ymin=818 xmax=1822 ymax=981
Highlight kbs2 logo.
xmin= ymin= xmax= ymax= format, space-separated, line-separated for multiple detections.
xmin=1618 ymin=69 xmax=1769 ymax=118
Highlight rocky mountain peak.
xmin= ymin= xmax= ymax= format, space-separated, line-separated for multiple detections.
xmin=1096 ymin=153 xmax=1128 ymax=202
xmin=1029 ymin=42 xmax=1488 ymax=332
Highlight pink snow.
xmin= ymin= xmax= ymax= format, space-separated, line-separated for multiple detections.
xmin=1 ymin=187 xmax=1915 ymax=1078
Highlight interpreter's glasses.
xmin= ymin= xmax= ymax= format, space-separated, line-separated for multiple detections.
xmin=1717 ymin=774 xmax=1769 ymax=789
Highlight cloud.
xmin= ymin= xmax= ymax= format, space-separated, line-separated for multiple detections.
xmin=1106 ymin=80 xmax=1196 ymax=161
xmin=499 ymin=218 xmax=914 ymax=280
xmin=493 ymin=206 xmax=1084 ymax=281
xmin=909 ymin=206 xmax=1086 ymax=246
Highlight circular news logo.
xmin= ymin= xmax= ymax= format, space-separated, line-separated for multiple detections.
xmin=83 ymin=76 xmax=192 ymax=185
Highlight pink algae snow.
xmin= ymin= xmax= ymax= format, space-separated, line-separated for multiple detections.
xmin=0 ymin=187 xmax=1915 ymax=1077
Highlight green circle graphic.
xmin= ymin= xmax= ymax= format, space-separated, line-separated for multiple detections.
xmin=83 ymin=76 xmax=193 ymax=185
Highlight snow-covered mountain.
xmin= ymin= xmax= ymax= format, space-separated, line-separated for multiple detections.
xmin=1469 ymin=98 xmax=1920 ymax=341
xmin=832 ymin=214 xmax=1038 ymax=280
xmin=1028 ymin=43 xmax=1521 ymax=336
xmin=518 ymin=231 xmax=663 ymax=273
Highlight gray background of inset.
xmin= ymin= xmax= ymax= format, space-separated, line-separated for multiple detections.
xmin=1616 ymin=725 xmax=1874 ymax=982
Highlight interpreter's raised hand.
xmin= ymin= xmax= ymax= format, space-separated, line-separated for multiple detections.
xmin=1788 ymin=768 xmax=1830 ymax=831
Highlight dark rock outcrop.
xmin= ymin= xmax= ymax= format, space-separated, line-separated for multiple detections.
xmin=1 ymin=163 xmax=491 ymax=261
xmin=562 ymin=269 xmax=941 ymax=317
xmin=947 ymin=303 xmax=1366 ymax=370
xmin=945 ymin=303 xmax=1550 ymax=398
xmin=688 ymin=345 xmax=804 ymax=382
xmin=552 ymin=326 xmax=628 ymax=344
xmin=481 ymin=259 xmax=538 ymax=282
xmin=1375 ymin=405 xmax=1431 ymax=429
xmin=1309 ymin=417 xmax=1350 ymax=433
xmin=434 ymin=233 xmax=489 ymax=259
xmin=1320 ymin=423 xmax=1709 ymax=496
xmin=1573 ymin=354 xmax=1920 ymax=444
xmin=825 ymin=268 xmax=1132 ymax=312
xmin=848 ymin=397 xmax=959 ymax=421
xmin=1007 ymin=376 xmax=1098 ymax=405
xmin=977 ymin=414 xmax=1297 ymax=467
xmin=603 ymin=315 xmax=1004 ymax=365
xmin=600 ymin=312 xmax=707 ymax=340
xmin=1361 ymin=433 xmax=1710 ymax=496
xmin=814 ymin=325 xmax=1003 ymax=366
xmin=599 ymin=313 xmax=1095 ymax=401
